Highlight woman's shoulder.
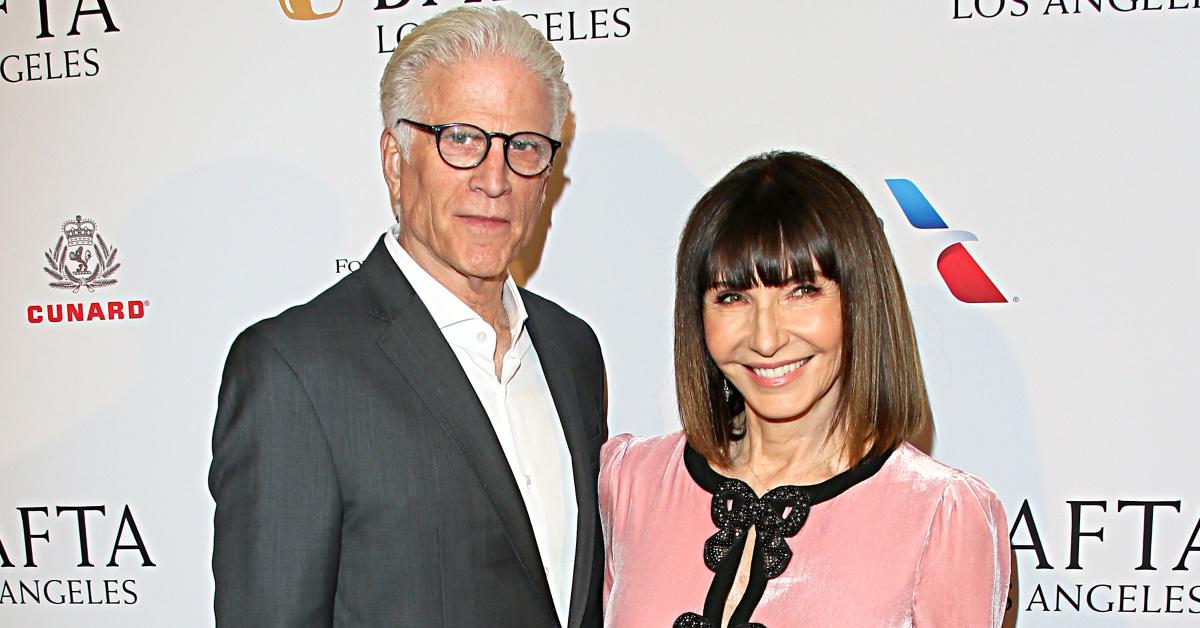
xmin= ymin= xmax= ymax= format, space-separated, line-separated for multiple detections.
xmin=599 ymin=431 xmax=689 ymax=524
xmin=601 ymin=430 xmax=687 ymax=475
xmin=888 ymin=442 xmax=1003 ymax=509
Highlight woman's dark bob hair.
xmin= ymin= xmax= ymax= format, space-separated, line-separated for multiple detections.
xmin=675 ymin=151 xmax=931 ymax=466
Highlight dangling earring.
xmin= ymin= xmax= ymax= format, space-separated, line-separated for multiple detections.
xmin=730 ymin=412 xmax=746 ymax=437
xmin=724 ymin=379 xmax=745 ymax=437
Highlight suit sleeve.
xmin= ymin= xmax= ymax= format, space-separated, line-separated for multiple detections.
xmin=209 ymin=327 xmax=342 ymax=627
xmin=592 ymin=329 xmax=608 ymax=439
xmin=912 ymin=473 xmax=1011 ymax=628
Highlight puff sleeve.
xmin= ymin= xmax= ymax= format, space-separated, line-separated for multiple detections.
xmin=912 ymin=472 xmax=1010 ymax=627
xmin=599 ymin=433 xmax=635 ymax=608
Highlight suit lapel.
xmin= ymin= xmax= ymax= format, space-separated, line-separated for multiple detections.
xmin=526 ymin=313 xmax=597 ymax=628
xmin=360 ymin=238 xmax=557 ymax=620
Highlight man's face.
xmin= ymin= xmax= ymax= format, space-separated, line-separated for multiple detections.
xmin=382 ymin=55 xmax=554 ymax=285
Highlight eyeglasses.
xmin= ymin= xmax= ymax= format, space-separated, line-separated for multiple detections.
xmin=399 ymin=118 xmax=562 ymax=177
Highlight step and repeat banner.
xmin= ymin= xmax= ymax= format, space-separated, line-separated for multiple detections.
xmin=2 ymin=1 xmax=1198 ymax=626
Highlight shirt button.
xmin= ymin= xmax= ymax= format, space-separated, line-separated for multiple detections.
xmin=525 ymin=474 xmax=533 ymax=487
xmin=476 ymin=332 xmax=487 ymax=343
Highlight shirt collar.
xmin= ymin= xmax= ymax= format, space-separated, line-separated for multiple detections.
xmin=384 ymin=223 xmax=528 ymax=338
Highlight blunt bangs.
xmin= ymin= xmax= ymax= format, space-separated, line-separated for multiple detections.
xmin=702 ymin=172 xmax=839 ymax=294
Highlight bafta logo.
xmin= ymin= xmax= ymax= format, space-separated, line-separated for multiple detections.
xmin=279 ymin=0 xmax=343 ymax=21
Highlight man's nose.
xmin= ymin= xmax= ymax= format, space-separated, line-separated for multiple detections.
xmin=469 ymin=138 xmax=513 ymax=198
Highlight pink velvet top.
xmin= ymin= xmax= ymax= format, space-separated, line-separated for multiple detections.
xmin=600 ymin=432 xmax=1010 ymax=627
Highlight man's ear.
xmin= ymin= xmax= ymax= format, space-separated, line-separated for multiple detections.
xmin=538 ymin=163 xmax=552 ymax=205
xmin=381 ymin=128 xmax=403 ymax=196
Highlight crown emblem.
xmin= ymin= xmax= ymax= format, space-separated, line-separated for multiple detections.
xmin=63 ymin=215 xmax=97 ymax=247
xmin=43 ymin=215 xmax=120 ymax=293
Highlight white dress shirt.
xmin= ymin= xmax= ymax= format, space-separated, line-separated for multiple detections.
xmin=384 ymin=225 xmax=577 ymax=625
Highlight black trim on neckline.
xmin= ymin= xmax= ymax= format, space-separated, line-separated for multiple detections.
xmin=683 ymin=443 xmax=893 ymax=506
xmin=673 ymin=443 xmax=896 ymax=628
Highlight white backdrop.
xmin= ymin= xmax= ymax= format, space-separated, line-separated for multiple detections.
xmin=2 ymin=1 xmax=1198 ymax=625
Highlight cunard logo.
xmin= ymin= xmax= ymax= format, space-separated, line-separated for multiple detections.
xmin=43 ymin=215 xmax=120 ymax=293
xmin=27 ymin=215 xmax=146 ymax=325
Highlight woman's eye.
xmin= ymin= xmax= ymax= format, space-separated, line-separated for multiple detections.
xmin=713 ymin=291 xmax=743 ymax=304
xmin=791 ymin=283 xmax=819 ymax=297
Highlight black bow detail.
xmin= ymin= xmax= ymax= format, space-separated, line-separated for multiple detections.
xmin=675 ymin=442 xmax=894 ymax=628
xmin=704 ymin=479 xmax=810 ymax=579
xmin=674 ymin=611 xmax=765 ymax=628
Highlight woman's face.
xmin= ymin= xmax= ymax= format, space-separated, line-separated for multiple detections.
xmin=702 ymin=271 xmax=845 ymax=428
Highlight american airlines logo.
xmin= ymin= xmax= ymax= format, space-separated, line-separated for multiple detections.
xmin=885 ymin=179 xmax=1008 ymax=304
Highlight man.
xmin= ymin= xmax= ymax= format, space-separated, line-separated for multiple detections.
xmin=209 ymin=7 xmax=606 ymax=627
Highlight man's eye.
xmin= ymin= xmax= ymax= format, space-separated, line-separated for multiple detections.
xmin=446 ymin=130 xmax=475 ymax=144
xmin=510 ymin=137 xmax=539 ymax=152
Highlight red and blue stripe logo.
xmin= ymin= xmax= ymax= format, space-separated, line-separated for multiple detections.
xmin=885 ymin=179 xmax=1007 ymax=304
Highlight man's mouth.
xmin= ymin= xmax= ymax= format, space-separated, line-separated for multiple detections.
xmin=459 ymin=214 xmax=510 ymax=227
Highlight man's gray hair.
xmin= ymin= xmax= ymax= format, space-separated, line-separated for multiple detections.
xmin=379 ymin=6 xmax=570 ymax=154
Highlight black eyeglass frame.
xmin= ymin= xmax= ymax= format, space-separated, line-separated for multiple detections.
xmin=398 ymin=118 xmax=563 ymax=177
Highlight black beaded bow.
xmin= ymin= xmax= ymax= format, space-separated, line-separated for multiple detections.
xmin=675 ymin=442 xmax=893 ymax=628
xmin=674 ymin=611 xmax=765 ymax=628
xmin=704 ymin=479 xmax=810 ymax=578
xmin=673 ymin=480 xmax=810 ymax=627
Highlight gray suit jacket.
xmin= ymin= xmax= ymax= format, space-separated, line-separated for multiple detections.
xmin=210 ymin=236 xmax=606 ymax=627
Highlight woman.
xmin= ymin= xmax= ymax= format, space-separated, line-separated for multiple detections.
xmin=600 ymin=152 xmax=1009 ymax=627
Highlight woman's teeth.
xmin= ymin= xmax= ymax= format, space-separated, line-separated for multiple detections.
xmin=751 ymin=358 xmax=810 ymax=379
